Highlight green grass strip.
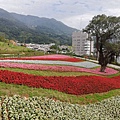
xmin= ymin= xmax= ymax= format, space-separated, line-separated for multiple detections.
xmin=0 ymin=82 xmax=119 ymax=105
xmin=0 ymin=68 xmax=96 ymax=76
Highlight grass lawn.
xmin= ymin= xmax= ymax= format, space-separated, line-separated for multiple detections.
xmin=0 ymin=67 xmax=97 ymax=76
xmin=0 ymin=82 xmax=119 ymax=105
xmin=0 ymin=67 xmax=119 ymax=77
xmin=0 ymin=41 xmax=44 ymax=57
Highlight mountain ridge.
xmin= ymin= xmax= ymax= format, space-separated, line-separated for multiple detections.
xmin=11 ymin=13 xmax=77 ymax=35
xmin=0 ymin=8 xmax=78 ymax=45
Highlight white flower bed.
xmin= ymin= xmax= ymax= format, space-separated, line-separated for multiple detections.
xmin=0 ymin=60 xmax=100 ymax=68
xmin=0 ymin=95 xmax=120 ymax=120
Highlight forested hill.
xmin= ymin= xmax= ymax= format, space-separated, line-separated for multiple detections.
xmin=0 ymin=8 xmax=78 ymax=45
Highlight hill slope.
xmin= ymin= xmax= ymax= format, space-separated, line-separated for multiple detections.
xmin=11 ymin=13 xmax=77 ymax=35
xmin=0 ymin=8 xmax=78 ymax=45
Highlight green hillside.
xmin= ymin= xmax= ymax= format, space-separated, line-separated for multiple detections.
xmin=0 ymin=8 xmax=76 ymax=45
xmin=0 ymin=40 xmax=44 ymax=57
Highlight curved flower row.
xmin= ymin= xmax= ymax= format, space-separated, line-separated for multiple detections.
xmin=0 ymin=70 xmax=120 ymax=95
xmin=1 ymin=95 xmax=120 ymax=120
xmin=0 ymin=62 xmax=118 ymax=75
xmin=0 ymin=54 xmax=83 ymax=62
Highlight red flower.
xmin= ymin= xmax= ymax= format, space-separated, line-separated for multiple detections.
xmin=0 ymin=70 xmax=120 ymax=95
xmin=0 ymin=54 xmax=83 ymax=62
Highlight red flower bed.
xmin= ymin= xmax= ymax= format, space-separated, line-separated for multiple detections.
xmin=0 ymin=54 xmax=83 ymax=62
xmin=0 ymin=70 xmax=120 ymax=95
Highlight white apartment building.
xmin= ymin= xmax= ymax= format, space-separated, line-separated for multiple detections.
xmin=72 ymin=31 xmax=94 ymax=56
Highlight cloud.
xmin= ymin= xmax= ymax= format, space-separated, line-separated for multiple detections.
xmin=104 ymin=8 xmax=120 ymax=16
xmin=61 ymin=14 xmax=94 ymax=29
xmin=0 ymin=0 xmax=119 ymax=29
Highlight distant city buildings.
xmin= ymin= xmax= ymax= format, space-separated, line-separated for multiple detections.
xmin=72 ymin=31 xmax=94 ymax=56
xmin=19 ymin=42 xmax=71 ymax=54
xmin=25 ymin=43 xmax=55 ymax=52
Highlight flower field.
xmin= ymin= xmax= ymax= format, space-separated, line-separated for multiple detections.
xmin=0 ymin=95 xmax=119 ymax=120
xmin=0 ymin=59 xmax=101 ymax=68
xmin=0 ymin=62 xmax=118 ymax=75
xmin=0 ymin=54 xmax=120 ymax=119
xmin=0 ymin=54 xmax=83 ymax=62
xmin=0 ymin=70 xmax=120 ymax=95
xmin=0 ymin=54 xmax=119 ymax=95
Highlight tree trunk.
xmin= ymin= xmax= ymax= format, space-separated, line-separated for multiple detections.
xmin=115 ymin=55 xmax=118 ymax=64
xmin=100 ymin=65 xmax=106 ymax=72
xmin=96 ymin=36 xmax=100 ymax=60
xmin=99 ymin=55 xmax=108 ymax=72
xmin=98 ymin=43 xmax=108 ymax=72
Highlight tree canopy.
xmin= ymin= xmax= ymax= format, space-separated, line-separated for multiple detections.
xmin=83 ymin=14 xmax=120 ymax=72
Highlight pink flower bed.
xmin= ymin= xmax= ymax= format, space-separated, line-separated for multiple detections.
xmin=0 ymin=62 xmax=118 ymax=75
xmin=0 ymin=54 xmax=83 ymax=62
xmin=0 ymin=70 xmax=120 ymax=95
xmin=91 ymin=67 xmax=119 ymax=75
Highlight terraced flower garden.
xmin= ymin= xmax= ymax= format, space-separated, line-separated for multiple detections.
xmin=0 ymin=54 xmax=120 ymax=119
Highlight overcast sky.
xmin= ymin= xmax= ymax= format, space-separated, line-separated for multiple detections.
xmin=0 ymin=0 xmax=120 ymax=29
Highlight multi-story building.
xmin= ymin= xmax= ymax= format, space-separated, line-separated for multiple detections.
xmin=72 ymin=31 xmax=94 ymax=56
